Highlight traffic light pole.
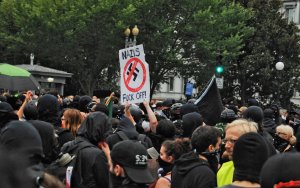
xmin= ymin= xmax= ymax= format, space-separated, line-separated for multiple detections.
xmin=215 ymin=52 xmax=224 ymax=89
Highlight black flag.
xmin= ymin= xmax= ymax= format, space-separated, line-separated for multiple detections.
xmin=195 ymin=75 xmax=224 ymax=126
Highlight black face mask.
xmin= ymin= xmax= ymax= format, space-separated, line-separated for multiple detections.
xmin=201 ymin=150 xmax=220 ymax=174
xmin=109 ymin=172 xmax=127 ymax=188
xmin=157 ymin=156 xmax=173 ymax=177
xmin=273 ymin=134 xmax=290 ymax=152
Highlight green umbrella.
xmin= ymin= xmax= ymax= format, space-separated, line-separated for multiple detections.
xmin=0 ymin=63 xmax=41 ymax=91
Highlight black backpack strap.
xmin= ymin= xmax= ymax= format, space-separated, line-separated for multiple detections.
xmin=69 ymin=141 xmax=95 ymax=186
xmin=116 ymin=131 xmax=129 ymax=141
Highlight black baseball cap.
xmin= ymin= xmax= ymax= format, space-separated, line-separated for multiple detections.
xmin=110 ymin=140 xmax=154 ymax=184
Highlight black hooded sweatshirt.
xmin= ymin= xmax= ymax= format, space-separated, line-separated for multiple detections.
xmin=106 ymin=116 xmax=153 ymax=149
xmin=37 ymin=94 xmax=73 ymax=147
xmin=61 ymin=112 xmax=110 ymax=188
xmin=0 ymin=121 xmax=45 ymax=188
xmin=171 ymin=151 xmax=216 ymax=188
xmin=181 ymin=112 xmax=203 ymax=138
xmin=28 ymin=120 xmax=59 ymax=166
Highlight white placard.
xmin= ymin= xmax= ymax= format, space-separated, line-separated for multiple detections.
xmin=119 ymin=44 xmax=150 ymax=104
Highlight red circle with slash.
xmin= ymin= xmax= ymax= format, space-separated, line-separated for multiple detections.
xmin=123 ymin=57 xmax=146 ymax=92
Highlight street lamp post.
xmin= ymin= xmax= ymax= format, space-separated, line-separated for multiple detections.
xmin=275 ymin=61 xmax=284 ymax=104
xmin=124 ymin=25 xmax=139 ymax=48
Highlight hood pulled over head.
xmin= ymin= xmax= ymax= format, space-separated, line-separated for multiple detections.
xmin=77 ymin=112 xmax=111 ymax=145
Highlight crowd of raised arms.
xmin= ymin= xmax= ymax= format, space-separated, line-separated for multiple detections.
xmin=0 ymin=90 xmax=300 ymax=188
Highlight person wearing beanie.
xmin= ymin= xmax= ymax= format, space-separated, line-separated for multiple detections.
xmin=243 ymin=106 xmax=274 ymax=145
xmin=220 ymin=132 xmax=271 ymax=188
xmin=181 ymin=112 xmax=203 ymax=138
xmin=243 ymin=106 xmax=264 ymax=132
xmin=260 ymin=153 xmax=300 ymax=188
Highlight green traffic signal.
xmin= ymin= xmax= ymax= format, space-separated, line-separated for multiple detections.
xmin=216 ymin=65 xmax=224 ymax=73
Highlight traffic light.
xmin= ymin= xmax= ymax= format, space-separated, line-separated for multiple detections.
xmin=216 ymin=65 xmax=224 ymax=74
xmin=215 ymin=52 xmax=224 ymax=74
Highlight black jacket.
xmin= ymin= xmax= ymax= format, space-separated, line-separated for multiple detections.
xmin=37 ymin=94 xmax=73 ymax=147
xmin=62 ymin=137 xmax=108 ymax=188
xmin=106 ymin=117 xmax=152 ymax=149
xmin=28 ymin=120 xmax=59 ymax=166
xmin=263 ymin=118 xmax=277 ymax=137
xmin=61 ymin=112 xmax=111 ymax=188
xmin=171 ymin=151 xmax=216 ymax=188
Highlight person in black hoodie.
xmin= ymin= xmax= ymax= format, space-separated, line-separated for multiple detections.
xmin=0 ymin=121 xmax=64 ymax=188
xmin=171 ymin=126 xmax=221 ymax=188
xmin=263 ymin=108 xmax=277 ymax=137
xmin=28 ymin=120 xmax=60 ymax=166
xmin=0 ymin=102 xmax=18 ymax=130
xmin=181 ymin=112 xmax=203 ymax=138
xmin=243 ymin=106 xmax=274 ymax=144
xmin=61 ymin=111 xmax=111 ymax=188
xmin=106 ymin=115 xmax=153 ymax=150
xmin=37 ymin=94 xmax=74 ymax=148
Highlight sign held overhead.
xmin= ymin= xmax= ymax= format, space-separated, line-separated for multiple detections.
xmin=119 ymin=44 xmax=150 ymax=104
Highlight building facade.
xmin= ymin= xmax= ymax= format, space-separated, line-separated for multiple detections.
xmin=17 ymin=64 xmax=72 ymax=96
xmin=152 ymin=75 xmax=198 ymax=101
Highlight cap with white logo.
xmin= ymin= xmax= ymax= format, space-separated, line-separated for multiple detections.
xmin=110 ymin=140 xmax=154 ymax=184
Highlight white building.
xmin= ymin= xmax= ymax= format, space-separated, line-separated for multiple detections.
xmin=152 ymin=75 xmax=198 ymax=101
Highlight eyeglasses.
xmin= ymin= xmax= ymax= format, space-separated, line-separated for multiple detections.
xmin=224 ymin=138 xmax=237 ymax=145
xmin=276 ymin=132 xmax=287 ymax=136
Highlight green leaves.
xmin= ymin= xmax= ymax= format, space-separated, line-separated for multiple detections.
xmin=0 ymin=0 xmax=256 ymax=98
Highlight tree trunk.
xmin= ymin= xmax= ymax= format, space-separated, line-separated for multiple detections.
xmin=237 ymin=60 xmax=246 ymax=105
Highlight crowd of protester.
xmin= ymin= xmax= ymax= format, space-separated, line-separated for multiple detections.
xmin=0 ymin=90 xmax=300 ymax=188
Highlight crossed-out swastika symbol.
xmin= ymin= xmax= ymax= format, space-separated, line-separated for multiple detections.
xmin=123 ymin=57 xmax=146 ymax=92
xmin=127 ymin=63 xmax=140 ymax=81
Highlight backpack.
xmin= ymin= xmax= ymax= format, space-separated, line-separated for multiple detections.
xmin=45 ymin=141 xmax=93 ymax=185
xmin=116 ymin=131 xmax=150 ymax=149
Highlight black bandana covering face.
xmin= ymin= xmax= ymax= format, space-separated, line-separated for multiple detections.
xmin=157 ymin=156 xmax=173 ymax=177
xmin=201 ymin=149 xmax=220 ymax=174
xmin=273 ymin=134 xmax=290 ymax=153
xmin=109 ymin=171 xmax=128 ymax=188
